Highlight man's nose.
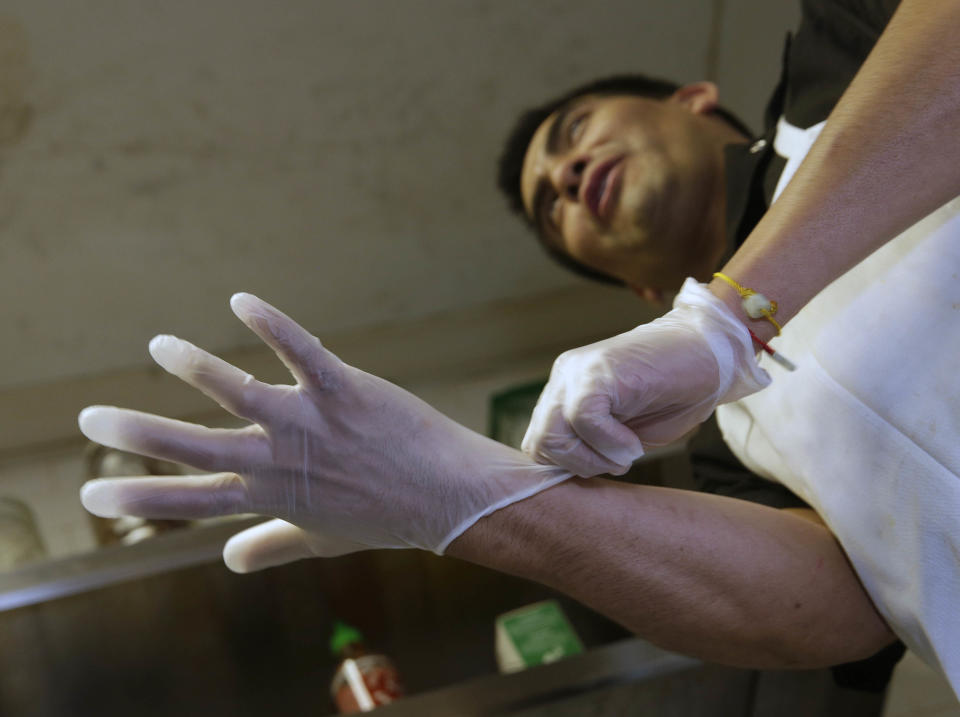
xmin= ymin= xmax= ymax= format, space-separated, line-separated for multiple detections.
xmin=550 ymin=157 xmax=587 ymax=202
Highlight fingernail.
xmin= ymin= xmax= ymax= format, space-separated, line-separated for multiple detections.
xmin=78 ymin=406 xmax=97 ymax=430
xmin=80 ymin=480 xmax=122 ymax=518
xmin=149 ymin=333 xmax=171 ymax=352
xmin=148 ymin=334 xmax=180 ymax=367
xmin=78 ymin=405 xmax=110 ymax=440
xmin=230 ymin=292 xmax=260 ymax=318
xmin=77 ymin=406 xmax=125 ymax=446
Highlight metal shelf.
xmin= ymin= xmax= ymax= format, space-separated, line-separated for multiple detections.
xmin=0 ymin=515 xmax=262 ymax=612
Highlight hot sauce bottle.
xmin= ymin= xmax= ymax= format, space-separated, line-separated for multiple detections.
xmin=329 ymin=621 xmax=405 ymax=713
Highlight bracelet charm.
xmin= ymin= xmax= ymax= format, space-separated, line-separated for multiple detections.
xmin=712 ymin=272 xmax=783 ymax=334
xmin=742 ymin=292 xmax=775 ymax=319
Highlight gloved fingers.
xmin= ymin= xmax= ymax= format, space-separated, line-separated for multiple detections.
xmin=520 ymin=381 xmax=562 ymax=457
xmin=524 ymin=415 xmax=628 ymax=477
xmin=148 ymin=334 xmax=274 ymax=423
xmin=523 ymin=389 xmax=627 ymax=476
xmin=523 ymin=433 xmax=614 ymax=478
xmin=80 ymin=472 xmax=250 ymax=519
xmin=542 ymin=438 xmax=633 ymax=477
xmin=230 ymin=293 xmax=343 ymax=395
xmin=566 ymin=393 xmax=646 ymax=467
xmin=79 ymin=405 xmax=268 ymax=473
xmin=223 ymin=519 xmax=368 ymax=573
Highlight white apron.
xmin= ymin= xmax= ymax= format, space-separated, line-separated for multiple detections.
xmin=717 ymin=117 xmax=960 ymax=696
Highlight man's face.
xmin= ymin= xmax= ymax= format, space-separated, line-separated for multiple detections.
xmin=519 ymin=85 xmax=738 ymax=291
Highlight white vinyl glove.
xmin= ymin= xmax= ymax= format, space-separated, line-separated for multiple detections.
xmin=79 ymin=293 xmax=572 ymax=572
xmin=521 ymin=279 xmax=771 ymax=477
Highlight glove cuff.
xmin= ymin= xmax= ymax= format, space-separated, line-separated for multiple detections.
xmin=433 ymin=468 xmax=573 ymax=555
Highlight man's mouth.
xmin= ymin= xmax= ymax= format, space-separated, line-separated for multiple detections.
xmin=583 ymin=156 xmax=624 ymax=222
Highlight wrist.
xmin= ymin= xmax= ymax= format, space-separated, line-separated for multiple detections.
xmin=445 ymin=476 xmax=578 ymax=581
xmin=434 ymin=431 xmax=574 ymax=554
xmin=707 ymin=275 xmax=779 ymax=345
xmin=672 ymin=279 xmax=771 ymax=401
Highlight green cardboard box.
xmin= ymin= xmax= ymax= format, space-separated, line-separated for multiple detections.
xmin=495 ymin=600 xmax=584 ymax=673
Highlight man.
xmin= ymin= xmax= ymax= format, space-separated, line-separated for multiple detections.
xmin=78 ymin=59 xmax=901 ymax=697
xmin=492 ymin=27 xmax=909 ymax=698
xmin=510 ymin=0 xmax=960 ymax=699
xmin=78 ymin=0 xmax=954 ymax=700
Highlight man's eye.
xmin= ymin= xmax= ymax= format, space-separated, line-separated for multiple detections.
xmin=549 ymin=194 xmax=562 ymax=228
xmin=567 ymin=114 xmax=588 ymax=144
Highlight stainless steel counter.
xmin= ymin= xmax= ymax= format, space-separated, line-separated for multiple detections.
xmin=0 ymin=516 xmax=262 ymax=612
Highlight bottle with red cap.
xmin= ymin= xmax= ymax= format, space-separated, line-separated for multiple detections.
xmin=329 ymin=621 xmax=405 ymax=713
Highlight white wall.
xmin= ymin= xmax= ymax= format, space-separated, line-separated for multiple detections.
xmin=1 ymin=0 xmax=723 ymax=390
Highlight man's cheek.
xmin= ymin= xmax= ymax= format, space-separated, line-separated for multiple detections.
xmin=573 ymin=233 xmax=620 ymax=274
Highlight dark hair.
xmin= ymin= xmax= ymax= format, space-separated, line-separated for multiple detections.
xmin=496 ymin=74 xmax=754 ymax=285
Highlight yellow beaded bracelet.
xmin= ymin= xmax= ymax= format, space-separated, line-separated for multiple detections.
xmin=712 ymin=272 xmax=782 ymax=335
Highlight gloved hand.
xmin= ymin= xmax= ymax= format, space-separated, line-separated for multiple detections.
xmin=521 ymin=279 xmax=771 ymax=477
xmin=79 ymin=293 xmax=572 ymax=572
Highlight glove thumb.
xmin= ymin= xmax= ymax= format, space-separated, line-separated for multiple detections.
xmin=223 ymin=519 xmax=368 ymax=573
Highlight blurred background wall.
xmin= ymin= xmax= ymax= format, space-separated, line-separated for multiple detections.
xmin=0 ymin=0 xmax=797 ymax=392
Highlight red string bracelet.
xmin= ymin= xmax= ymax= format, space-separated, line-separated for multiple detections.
xmin=749 ymin=329 xmax=796 ymax=371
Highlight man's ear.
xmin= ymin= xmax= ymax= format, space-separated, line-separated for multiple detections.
xmin=669 ymin=81 xmax=720 ymax=115
xmin=629 ymin=285 xmax=665 ymax=305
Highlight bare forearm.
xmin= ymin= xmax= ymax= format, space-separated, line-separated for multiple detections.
xmin=711 ymin=0 xmax=960 ymax=339
xmin=447 ymin=477 xmax=895 ymax=668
